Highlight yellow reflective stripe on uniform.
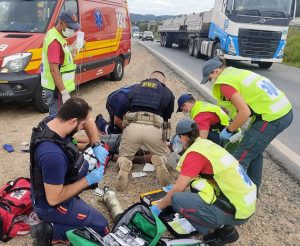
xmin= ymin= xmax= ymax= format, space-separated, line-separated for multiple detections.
xmin=243 ymin=73 xmax=260 ymax=86
xmin=244 ymin=190 xmax=256 ymax=205
xmin=62 ymin=72 xmax=75 ymax=81
xmin=220 ymin=154 xmax=236 ymax=167
xmin=270 ymin=96 xmax=290 ymax=113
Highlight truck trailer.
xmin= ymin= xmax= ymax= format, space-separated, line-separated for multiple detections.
xmin=158 ymin=0 xmax=297 ymax=69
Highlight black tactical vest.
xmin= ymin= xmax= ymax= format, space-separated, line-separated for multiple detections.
xmin=129 ymin=79 xmax=163 ymax=114
xmin=30 ymin=117 xmax=84 ymax=198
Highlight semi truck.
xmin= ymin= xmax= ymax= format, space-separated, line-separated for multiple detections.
xmin=158 ymin=0 xmax=297 ymax=69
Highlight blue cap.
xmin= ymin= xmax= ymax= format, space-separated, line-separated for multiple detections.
xmin=59 ymin=10 xmax=80 ymax=30
xmin=177 ymin=93 xmax=194 ymax=112
xmin=201 ymin=58 xmax=223 ymax=84
xmin=176 ymin=118 xmax=197 ymax=135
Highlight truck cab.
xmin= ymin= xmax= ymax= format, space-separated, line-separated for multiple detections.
xmin=210 ymin=0 xmax=297 ymax=69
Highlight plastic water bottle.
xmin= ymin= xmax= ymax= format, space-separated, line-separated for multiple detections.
xmin=76 ymin=31 xmax=85 ymax=50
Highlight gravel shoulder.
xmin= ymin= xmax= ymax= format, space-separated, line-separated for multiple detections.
xmin=0 ymin=41 xmax=299 ymax=246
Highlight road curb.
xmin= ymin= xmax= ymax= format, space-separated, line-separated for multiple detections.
xmin=140 ymin=41 xmax=300 ymax=182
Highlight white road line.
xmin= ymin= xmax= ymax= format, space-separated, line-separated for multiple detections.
xmin=140 ymin=41 xmax=300 ymax=176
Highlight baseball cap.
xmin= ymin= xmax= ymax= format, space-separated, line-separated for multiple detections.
xmin=177 ymin=93 xmax=194 ymax=112
xmin=59 ymin=10 xmax=80 ymax=30
xmin=176 ymin=118 xmax=197 ymax=135
xmin=201 ymin=58 xmax=223 ymax=84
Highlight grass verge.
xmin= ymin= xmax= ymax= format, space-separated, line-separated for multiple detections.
xmin=283 ymin=26 xmax=300 ymax=68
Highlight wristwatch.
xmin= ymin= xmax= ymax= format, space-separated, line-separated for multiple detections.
xmin=91 ymin=141 xmax=101 ymax=148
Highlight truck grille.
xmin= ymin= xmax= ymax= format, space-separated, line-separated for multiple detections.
xmin=238 ymin=29 xmax=281 ymax=59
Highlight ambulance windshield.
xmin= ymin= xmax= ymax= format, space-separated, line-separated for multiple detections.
xmin=0 ymin=0 xmax=57 ymax=33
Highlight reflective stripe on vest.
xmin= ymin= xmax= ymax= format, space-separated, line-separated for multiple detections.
xmin=190 ymin=101 xmax=230 ymax=127
xmin=177 ymin=138 xmax=257 ymax=219
xmin=212 ymin=67 xmax=292 ymax=122
xmin=41 ymin=28 xmax=76 ymax=93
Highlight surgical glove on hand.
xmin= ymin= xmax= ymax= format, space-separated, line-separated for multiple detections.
xmin=60 ymin=90 xmax=70 ymax=104
xmin=86 ymin=165 xmax=105 ymax=186
xmin=163 ymin=184 xmax=173 ymax=192
xmin=93 ymin=144 xmax=109 ymax=164
xmin=150 ymin=205 xmax=162 ymax=216
xmin=219 ymin=128 xmax=233 ymax=140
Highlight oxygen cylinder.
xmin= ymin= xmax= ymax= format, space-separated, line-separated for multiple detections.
xmin=98 ymin=186 xmax=124 ymax=222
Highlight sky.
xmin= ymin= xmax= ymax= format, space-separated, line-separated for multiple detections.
xmin=128 ymin=0 xmax=215 ymax=16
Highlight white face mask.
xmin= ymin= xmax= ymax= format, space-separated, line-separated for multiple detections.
xmin=183 ymin=112 xmax=190 ymax=118
xmin=62 ymin=27 xmax=75 ymax=38
xmin=172 ymin=135 xmax=183 ymax=153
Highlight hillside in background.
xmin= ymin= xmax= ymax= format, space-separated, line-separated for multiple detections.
xmin=130 ymin=13 xmax=175 ymax=22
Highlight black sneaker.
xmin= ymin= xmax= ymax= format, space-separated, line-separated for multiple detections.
xmin=31 ymin=222 xmax=53 ymax=246
xmin=203 ymin=226 xmax=239 ymax=246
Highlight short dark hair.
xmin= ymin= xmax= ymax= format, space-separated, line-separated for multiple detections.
xmin=57 ymin=97 xmax=92 ymax=122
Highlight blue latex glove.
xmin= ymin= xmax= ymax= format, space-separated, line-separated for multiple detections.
xmin=163 ymin=184 xmax=173 ymax=192
xmin=86 ymin=165 xmax=105 ymax=186
xmin=150 ymin=205 xmax=162 ymax=216
xmin=219 ymin=128 xmax=233 ymax=141
xmin=93 ymin=145 xmax=109 ymax=164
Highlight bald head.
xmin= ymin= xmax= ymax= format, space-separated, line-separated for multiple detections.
xmin=150 ymin=71 xmax=166 ymax=83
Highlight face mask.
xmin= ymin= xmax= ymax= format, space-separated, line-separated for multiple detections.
xmin=210 ymin=78 xmax=216 ymax=83
xmin=62 ymin=27 xmax=75 ymax=38
xmin=171 ymin=135 xmax=183 ymax=153
xmin=183 ymin=112 xmax=190 ymax=118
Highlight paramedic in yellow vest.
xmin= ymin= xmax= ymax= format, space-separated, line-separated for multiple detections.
xmin=201 ymin=58 xmax=293 ymax=190
xmin=177 ymin=93 xmax=230 ymax=144
xmin=41 ymin=10 xmax=79 ymax=116
xmin=150 ymin=118 xmax=257 ymax=246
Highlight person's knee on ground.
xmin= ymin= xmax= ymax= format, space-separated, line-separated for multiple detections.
xmin=31 ymin=222 xmax=53 ymax=246
xmin=115 ymin=157 xmax=133 ymax=191
xmin=151 ymin=155 xmax=171 ymax=186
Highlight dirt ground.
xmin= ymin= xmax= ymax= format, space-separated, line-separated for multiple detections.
xmin=0 ymin=41 xmax=300 ymax=246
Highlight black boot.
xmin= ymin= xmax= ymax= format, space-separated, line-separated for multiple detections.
xmin=203 ymin=226 xmax=239 ymax=246
xmin=31 ymin=222 xmax=53 ymax=246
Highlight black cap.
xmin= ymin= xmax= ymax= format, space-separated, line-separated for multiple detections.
xmin=59 ymin=10 xmax=80 ymax=30
xmin=201 ymin=58 xmax=223 ymax=84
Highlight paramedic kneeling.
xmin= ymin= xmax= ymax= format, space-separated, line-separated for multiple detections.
xmin=30 ymin=98 xmax=109 ymax=245
xmin=151 ymin=118 xmax=257 ymax=246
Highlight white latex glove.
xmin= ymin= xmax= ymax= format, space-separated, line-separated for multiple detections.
xmin=61 ymin=90 xmax=70 ymax=104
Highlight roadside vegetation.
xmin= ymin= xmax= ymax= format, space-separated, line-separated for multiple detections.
xmin=284 ymin=26 xmax=300 ymax=68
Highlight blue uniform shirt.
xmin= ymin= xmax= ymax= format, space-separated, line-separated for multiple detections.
xmin=107 ymin=91 xmax=131 ymax=119
xmin=32 ymin=141 xmax=88 ymax=209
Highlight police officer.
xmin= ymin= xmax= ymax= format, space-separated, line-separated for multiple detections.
xmin=177 ymin=93 xmax=230 ymax=144
xmin=201 ymin=58 xmax=293 ymax=190
xmin=115 ymin=71 xmax=175 ymax=191
xmin=95 ymin=84 xmax=137 ymax=134
xmin=41 ymin=10 xmax=79 ymax=116
xmin=150 ymin=118 xmax=257 ymax=246
xmin=30 ymin=98 xmax=109 ymax=245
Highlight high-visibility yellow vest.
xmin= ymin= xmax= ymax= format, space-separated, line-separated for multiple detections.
xmin=177 ymin=138 xmax=257 ymax=219
xmin=212 ymin=67 xmax=292 ymax=122
xmin=190 ymin=101 xmax=230 ymax=127
xmin=41 ymin=28 xmax=76 ymax=92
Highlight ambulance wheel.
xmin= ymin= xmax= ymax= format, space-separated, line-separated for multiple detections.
xmin=34 ymin=85 xmax=49 ymax=113
xmin=110 ymin=57 xmax=124 ymax=81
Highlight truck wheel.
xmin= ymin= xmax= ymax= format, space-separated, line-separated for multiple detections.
xmin=34 ymin=85 xmax=49 ymax=113
xmin=188 ymin=39 xmax=194 ymax=56
xmin=165 ymin=34 xmax=173 ymax=48
xmin=110 ymin=57 xmax=124 ymax=81
xmin=193 ymin=40 xmax=200 ymax=58
xmin=161 ymin=35 xmax=166 ymax=47
xmin=258 ymin=62 xmax=273 ymax=69
xmin=211 ymin=42 xmax=223 ymax=59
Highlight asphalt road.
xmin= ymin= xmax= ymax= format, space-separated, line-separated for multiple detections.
xmin=139 ymin=39 xmax=300 ymax=179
